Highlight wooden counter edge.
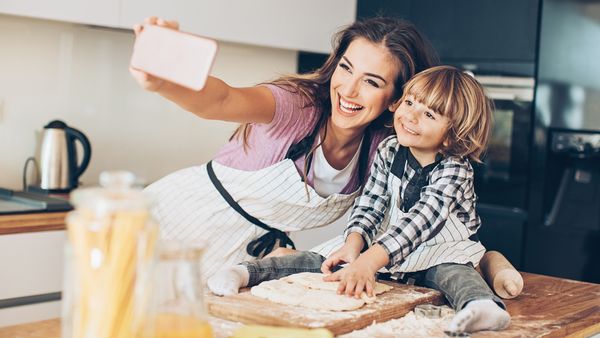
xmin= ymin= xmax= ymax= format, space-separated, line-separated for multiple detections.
xmin=0 ymin=212 xmax=68 ymax=235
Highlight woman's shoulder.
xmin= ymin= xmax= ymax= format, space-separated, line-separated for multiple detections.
xmin=259 ymin=83 xmax=319 ymax=134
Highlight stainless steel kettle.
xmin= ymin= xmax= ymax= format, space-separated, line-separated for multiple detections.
xmin=39 ymin=120 xmax=91 ymax=192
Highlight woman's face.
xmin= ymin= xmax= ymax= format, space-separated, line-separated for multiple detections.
xmin=329 ymin=38 xmax=401 ymax=133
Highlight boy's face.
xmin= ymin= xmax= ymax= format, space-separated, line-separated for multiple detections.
xmin=392 ymin=95 xmax=451 ymax=163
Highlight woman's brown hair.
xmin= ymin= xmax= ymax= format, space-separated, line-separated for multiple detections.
xmin=401 ymin=65 xmax=493 ymax=162
xmin=232 ymin=16 xmax=439 ymax=148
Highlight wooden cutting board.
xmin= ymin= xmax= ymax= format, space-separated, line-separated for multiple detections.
xmin=206 ymin=282 xmax=445 ymax=336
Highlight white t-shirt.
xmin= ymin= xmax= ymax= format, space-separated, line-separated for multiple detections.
xmin=313 ymin=137 xmax=363 ymax=197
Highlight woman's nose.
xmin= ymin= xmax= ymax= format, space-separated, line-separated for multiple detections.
xmin=340 ymin=77 xmax=360 ymax=98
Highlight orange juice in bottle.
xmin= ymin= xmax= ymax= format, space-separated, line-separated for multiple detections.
xmin=148 ymin=241 xmax=213 ymax=338
xmin=154 ymin=313 xmax=213 ymax=338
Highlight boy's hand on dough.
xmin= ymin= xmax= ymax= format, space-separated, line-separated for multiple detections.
xmin=325 ymin=258 xmax=377 ymax=298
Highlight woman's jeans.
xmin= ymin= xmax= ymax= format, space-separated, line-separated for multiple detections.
xmin=240 ymin=251 xmax=505 ymax=311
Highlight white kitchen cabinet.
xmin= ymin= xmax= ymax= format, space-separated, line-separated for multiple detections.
xmin=0 ymin=230 xmax=65 ymax=302
xmin=0 ymin=0 xmax=120 ymax=27
xmin=118 ymin=0 xmax=357 ymax=53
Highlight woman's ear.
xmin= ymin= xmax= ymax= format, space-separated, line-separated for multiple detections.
xmin=389 ymin=100 xmax=401 ymax=112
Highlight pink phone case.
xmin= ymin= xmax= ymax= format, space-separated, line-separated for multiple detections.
xmin=130 ymin=25 xmax=218 ymax=91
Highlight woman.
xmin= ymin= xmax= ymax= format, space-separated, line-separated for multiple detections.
xmin=130 ymin=16 xmax=438 ymax=278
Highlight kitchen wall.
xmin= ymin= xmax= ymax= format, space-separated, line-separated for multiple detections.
xmin=0 ymin=14 xmax=297 ymax=190
xmin=0 ymin=13 xmax=343 ymax=251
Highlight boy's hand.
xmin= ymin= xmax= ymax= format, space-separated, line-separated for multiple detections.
xmin=320 ymin=233 xmax=365 ymax=274
xmin=324 ymin=244 xmax=390 ymax=298
xmin=324 ymin=257 xmax=378 ymax=298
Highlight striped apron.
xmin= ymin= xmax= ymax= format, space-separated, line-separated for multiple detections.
xmin=311 ymin=151 xmax=486 ymax=273
xmin=143 ymin=122 xmax=371 ymax=279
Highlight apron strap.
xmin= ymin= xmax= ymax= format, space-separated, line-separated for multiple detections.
xmin=389 ymin=146 xmax=480 ymax=242
xmin=206 ymin=161 xmax=296 ymax=258
xmin=285 ymin=118 xmax=373 ymax=188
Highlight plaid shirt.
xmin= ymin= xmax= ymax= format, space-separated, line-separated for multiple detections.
xmin=344 ymin=135 xmax=483 ymax=270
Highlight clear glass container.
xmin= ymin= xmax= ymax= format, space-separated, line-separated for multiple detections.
xmin=62 ymin=171 xmax=158 ymax=338
xmin=149 ymin=240 xmax=213 ymax=338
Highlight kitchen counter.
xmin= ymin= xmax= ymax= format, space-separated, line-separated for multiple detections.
xmin=1 ymin=272 xmax=598 ymax=337
xmin=0 ymin=212 xmax=67 ymax=235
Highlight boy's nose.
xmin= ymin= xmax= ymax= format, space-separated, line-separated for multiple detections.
xmin=404 ymin=109 xmax=418 ymax=123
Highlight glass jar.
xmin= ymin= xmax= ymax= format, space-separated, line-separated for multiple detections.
xmin=149 ymin=240 xmax=213 ymax=338
xmin=62 ymin=171 xmax=158 ymax=338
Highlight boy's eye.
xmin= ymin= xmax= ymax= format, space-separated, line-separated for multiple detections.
xmin=365 ymin=79 xmax=380 ymax=88
xmin=404 ymin=99 xmax=413 ymax=106
xmin=425 ymin=111 xmax=436 ymax=120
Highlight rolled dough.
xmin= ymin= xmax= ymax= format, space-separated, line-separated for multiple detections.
xmin=250 ymin=272 xmax=393 ymax=311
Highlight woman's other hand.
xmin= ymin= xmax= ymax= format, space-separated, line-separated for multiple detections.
xmin=129 ymin=17 xmax=180 ymax=91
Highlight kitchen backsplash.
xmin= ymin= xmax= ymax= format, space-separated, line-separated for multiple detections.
xmin=0 ymin=14 xmax=297 ymax=190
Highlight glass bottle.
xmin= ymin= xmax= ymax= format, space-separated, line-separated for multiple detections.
xmin=62 ymin=171 xmax=158 ymax=338
xmin=149 ymin=240 xmax=213 ymax=338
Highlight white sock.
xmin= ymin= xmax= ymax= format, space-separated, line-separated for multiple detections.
xmin=448 ymin=299 xmax=510 ymax=333
xmin=207 ymin=265 xmax=249 ymax=296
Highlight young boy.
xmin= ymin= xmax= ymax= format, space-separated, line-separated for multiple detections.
xmin=208 ymin=66 xmax=510 ymax=333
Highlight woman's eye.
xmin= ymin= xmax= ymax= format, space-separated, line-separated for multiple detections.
xmin=365 ymin=79 xmax=380 ymax=88
xmin=339 ymin=63 xmax=351 ymax=73
xmin=404 ymin=99 xmax=413 ymax=106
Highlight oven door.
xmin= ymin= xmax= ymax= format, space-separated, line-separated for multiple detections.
xmin=473 ymin=76 xmax=535 ymax=209
xmin=472 ymin=76 xmax=535 ymax=268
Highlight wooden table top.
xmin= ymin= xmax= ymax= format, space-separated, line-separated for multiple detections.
xmin=1 ymin=272 xmax=598 ymax=338
xmin=0 ymin=212 xmax=67 ymax=235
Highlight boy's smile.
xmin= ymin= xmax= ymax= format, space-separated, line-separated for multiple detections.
xmin=393 ymin=96 xmax=451 ymax=165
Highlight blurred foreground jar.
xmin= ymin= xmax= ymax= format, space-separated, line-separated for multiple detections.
xmin=62 ymin=171 xmax=158 ymax=338
xmin=149 ymin=241 xmax=213 ymax=338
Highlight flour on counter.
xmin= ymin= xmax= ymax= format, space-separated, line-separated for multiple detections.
xmin=339 ymin=307 xmax=454 ymax=338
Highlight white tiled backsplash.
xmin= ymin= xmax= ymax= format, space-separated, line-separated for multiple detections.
xmin=0 ymin=14 xmax=298 ymax=190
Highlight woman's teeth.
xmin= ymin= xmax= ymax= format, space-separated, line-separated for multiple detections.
xmin=339 ymin=98 xmax=363 ymax=113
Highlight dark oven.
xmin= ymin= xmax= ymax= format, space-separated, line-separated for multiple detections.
xmin=471 ymin=75 xmax=535 ymax=268
xmin=473 ymin=75 xmax=535 ymax=209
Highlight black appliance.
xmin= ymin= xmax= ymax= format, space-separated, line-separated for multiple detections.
xmin=472 ymin=76 xmax=535 ymax=268
xmin=357 ymin=0 xmax=540 ymax=77
xmin=525 ymin=0 xmax=600 ymax=283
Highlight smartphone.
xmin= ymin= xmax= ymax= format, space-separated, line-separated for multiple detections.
xmin=130 ymin=25 xmax=218 ymax=91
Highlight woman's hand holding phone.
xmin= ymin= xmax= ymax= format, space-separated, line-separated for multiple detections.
xmin=129 ymin=17 xmax=179 ymax=92
xmin=130 ymin=16 xmax=217 ymax=92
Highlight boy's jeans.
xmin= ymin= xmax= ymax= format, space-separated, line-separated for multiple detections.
xmin=240 ymin=251 xmax=505 ymax=311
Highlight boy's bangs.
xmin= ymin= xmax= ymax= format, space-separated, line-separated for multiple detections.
xmin=404 ymin=72 xmax=457 ymax=116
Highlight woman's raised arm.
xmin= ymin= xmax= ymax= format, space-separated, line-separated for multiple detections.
xmin=129 ymin=17 xmax=276 ymax=124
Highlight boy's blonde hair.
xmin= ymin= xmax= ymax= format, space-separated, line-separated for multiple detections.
xmin=401 ymin=65 xmax=493 ymax=162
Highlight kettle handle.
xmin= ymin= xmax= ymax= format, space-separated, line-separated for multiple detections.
xmin=65 ymin=127 xmax=92 ymax=184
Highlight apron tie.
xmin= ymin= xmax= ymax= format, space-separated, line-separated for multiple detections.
xmin=246 ymin=229 xmax=296 ymax=258
xmin=207 ymin=161 xmax=296 ymax=258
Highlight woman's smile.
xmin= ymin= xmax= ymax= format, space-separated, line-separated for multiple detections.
xmin=338 ymin=96 xmax=364 ymax=115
